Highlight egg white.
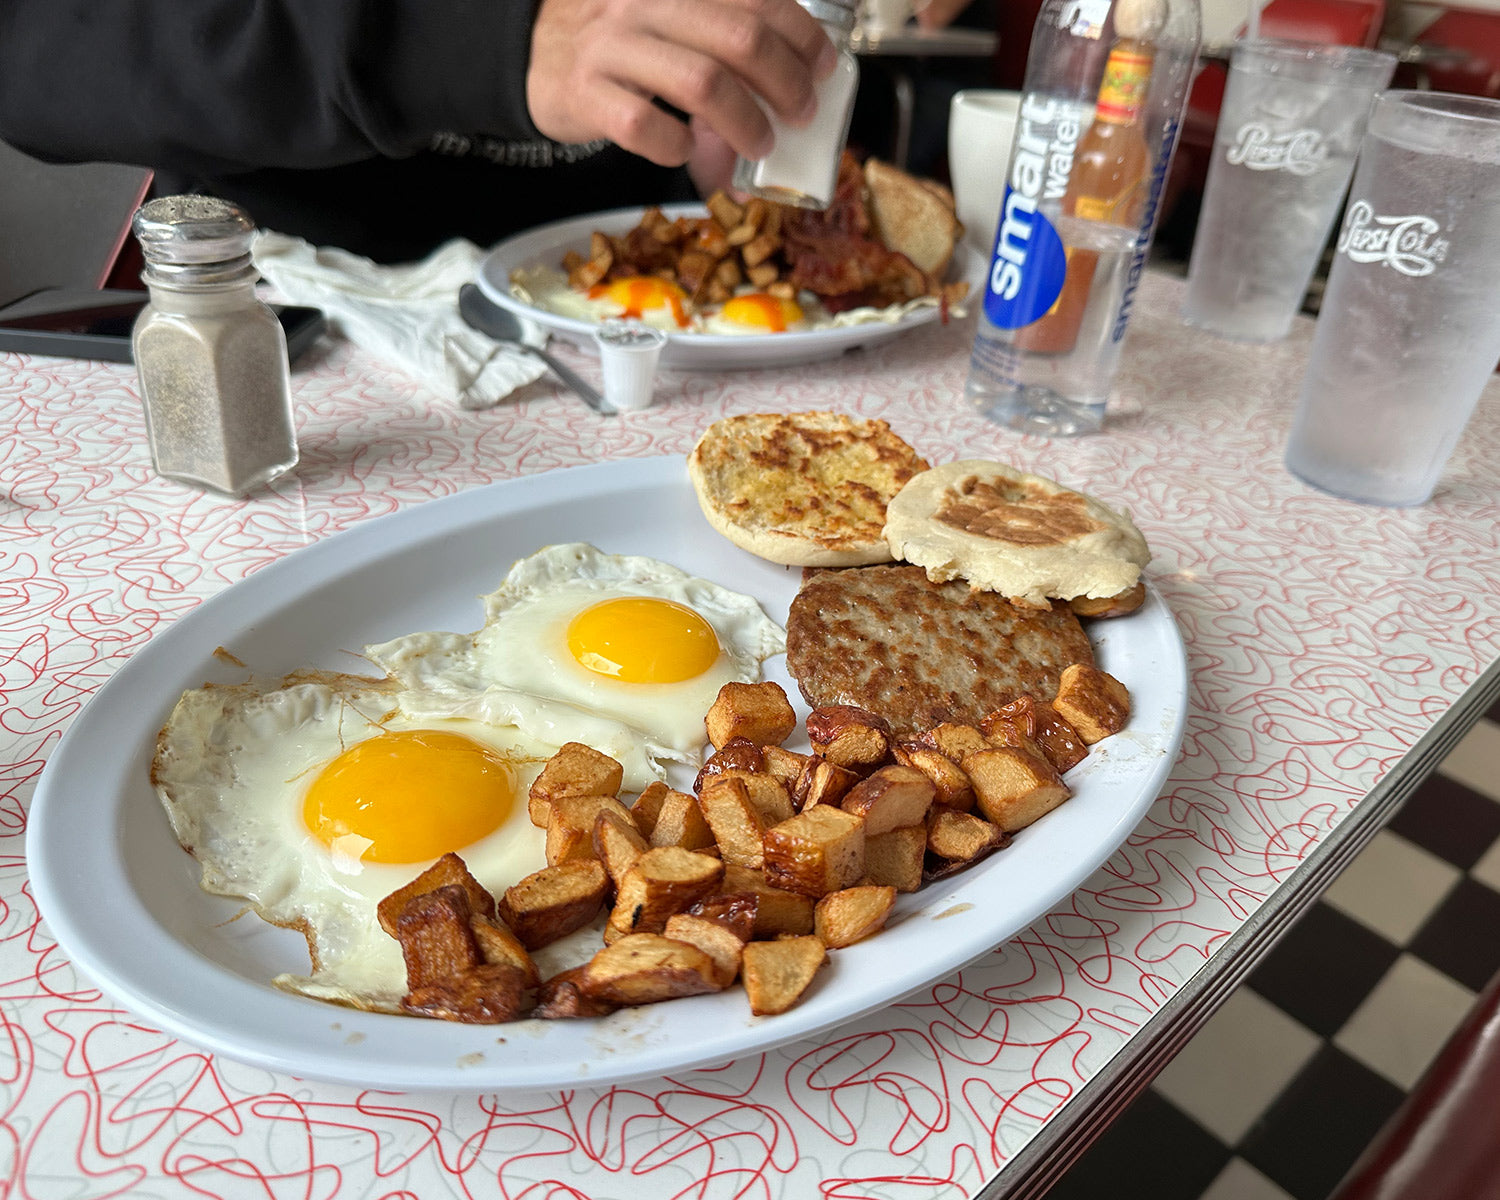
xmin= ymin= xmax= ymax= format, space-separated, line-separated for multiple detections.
xmin=153 ymin=673 xmax=552 ymax=1013
xmin=365 ymin=543 xmax=787 ymax=771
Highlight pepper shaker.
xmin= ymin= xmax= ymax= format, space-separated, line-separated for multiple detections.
xmin=731 ymin=0 xmax=860 ymax=209
xmin=131 ymin=195 xmax=299 ymax=496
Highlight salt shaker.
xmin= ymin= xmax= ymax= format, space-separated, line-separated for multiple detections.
xmin=731 ymin=0 xmax=860 ymax=209
xmin=131 ymin=195 xmax=299 ymax=496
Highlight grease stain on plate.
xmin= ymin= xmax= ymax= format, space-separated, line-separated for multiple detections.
xmin=933 ymin=903 xmax=974 ymax=920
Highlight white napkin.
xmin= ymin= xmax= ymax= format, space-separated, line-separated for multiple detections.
xmin=251 ymin=232 xmax=548 ymax=410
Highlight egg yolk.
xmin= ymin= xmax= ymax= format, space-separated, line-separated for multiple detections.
xmin=566 ymin=597 xmax=721 ymax=682
xmin=588 ymin=276 xmax=690 ymax=328
xmin=303 ymin=730 xmax=513 ymax=864
xmin=717 ymin=293 xmax=804 ymax=333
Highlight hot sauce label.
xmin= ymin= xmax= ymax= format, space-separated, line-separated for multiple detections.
xmin=1095 ymin=47 xmax=1154 ymax=123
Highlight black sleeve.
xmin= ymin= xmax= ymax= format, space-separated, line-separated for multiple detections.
xmin=0 ymin=0 xmax=544 ymax=175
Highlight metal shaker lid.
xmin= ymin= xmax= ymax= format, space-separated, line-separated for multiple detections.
xmin=132 ymin=195 xmax=257 ymax=265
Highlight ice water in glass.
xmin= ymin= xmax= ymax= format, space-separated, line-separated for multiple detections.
xmin=1182 ymin=40 xmax=1394 ymax=342
xmin=1285 ymin=91 xmax=1500 ymax=505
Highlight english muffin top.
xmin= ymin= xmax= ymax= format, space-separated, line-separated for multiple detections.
xmin=883 ymin=460 xmax=1150 ymax=607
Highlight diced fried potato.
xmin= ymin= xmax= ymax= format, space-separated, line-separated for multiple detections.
xmin=746 ymin=262 xmax=780 ymax=288
xmin=743 ymin=198 xmax=769 ymax=230
xmin=593 ymin=806 xmax=649 ymax=886
xmin=580 ymin=933 xmax=722 ymax=1004
xmin=892 ymin=742 xmax=975 ymax=811
xmin=926 ymin=808 xmax=1011 ymax=866
xmin=529 ymin=742 xmax=624 ymax=828
xmin=631 ymin=780 xmax=670 ymax=838
xmin=696 ymin=776 xmax=767 ymax=869
xmin=532 ymin=965 xmax=619 ymax=1019
xmin=763 ymin=805 xmax=866 ymax=898
xmin=377 ymin=851 xmax=496 ymax=937
xmin=725 ymin=220 xmax=759 ymax=247
xmin=840 ymin=765 xmax=935 ymax=836
xmin=742 ymin=936 xmax=825 ymax=1015
xmin=795 ymin=756 xmax=861 ymax=811
xmin=862 ymin=825 xmax=926 ymax=892
xmin=498 ymin=860 xmax=609 ymax=950
xmin=649 ymin=788 xmax=717 ymax=850
xmin=762 ymin=745 xmax=811 ymax=789
xmin=698 ymin=224 xmax=731 ymax=260
xmin=546 ymin=794 xmax=634 ymax=865
xmin=561 ymin=249 xmax=584 ymax=272
xmin=396 ymin=885 xmax=481 ymax=989
xmin=705 ymin=681 xmax=797 ymax=749
xmin=741 ymin=231 xmax=781 ymax=268
xmin=720 ymin=865 xmax=814 ymax=937
xmin=664 ymin=913 xmax=745 ymax=987
xmin=705 ymin=277 xmax=732 ymax=305
xmin=766 ymin=280 xmax=796 ymax=301
xmin=979 ymin=695 xmax=1088 ymax=773
xmin=814 ymin=885 xmax=896 ymax=948
xmin=469 ymin=914 xmax=540 ymax=989
xmin=806 ymin=705 xmax=891 ymax=770
xmin=1052 ymin=664 xmax=1131 ymax=744
xmin=712 ymin=255 xmax=743 ymax=291
xmin=1068 ymin=581 xmax=1146 ymax=619
xmin=688 ymin=890 xmax=759 ymax=942
xmin=727 ymin=771 xmax=796 ymax=825
xmin=676 ymin=248 xmax=719 ymax=294
xmin=706 ymin=190 xmax=744 ymax=231
xmin=960 ymin=746 xmax=1070 ymax=832
xmin=609 ymin=847 xmax=725 ymax=935
xmin=694 ymin=736 xmax=766 ymax=792
xmin=915 ymin=722 xmax=992 ymax=763
xmin=401 ymin=962 xmax=532 ymax=1024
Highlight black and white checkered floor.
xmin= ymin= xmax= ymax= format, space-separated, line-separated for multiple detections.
xmin=1046 ymin=697 xmax=1500 ymax=1200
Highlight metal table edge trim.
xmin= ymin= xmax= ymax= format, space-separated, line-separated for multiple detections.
xmin=978 ymin=659 xmax=1500 ymax=1200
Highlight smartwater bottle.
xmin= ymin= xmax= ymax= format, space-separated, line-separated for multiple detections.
xmin=963 ymin=0 xmax=1201 ymax=435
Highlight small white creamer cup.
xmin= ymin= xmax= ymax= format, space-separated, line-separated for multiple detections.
xmin=591 ymin=319 xmax=668 ymax=412
xmin=948 ymin=89 xmax=1023 ymax=253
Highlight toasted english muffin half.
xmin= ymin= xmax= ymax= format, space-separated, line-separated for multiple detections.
xmin=883 ymin=459 xmax=1150 ymax=608
xmin=688 ymin=411 xmax=930 ymax=567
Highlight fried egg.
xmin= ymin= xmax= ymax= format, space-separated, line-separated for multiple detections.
xmin=153 ymin=674 xmax=553 ymax=1012
xmin=366 ymin=544 xmax=786 ymax=770
xmin=700 ymin=292 xmax=810 ymax=336
xmin=511 ymin=269 xmax=692 ymax=331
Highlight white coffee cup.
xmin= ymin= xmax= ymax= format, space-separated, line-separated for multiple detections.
xmin=948 ymin=89 xmax=1023 ymax=253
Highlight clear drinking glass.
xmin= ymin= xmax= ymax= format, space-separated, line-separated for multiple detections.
xmin=1181 ymin=39 xmax=1395 ymax=342
xmin=1285 ymin=90 xmax=1500 ymax=506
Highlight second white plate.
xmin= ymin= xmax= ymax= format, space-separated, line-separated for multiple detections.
xmin=475 ymin=204 xmax=982 ymax=370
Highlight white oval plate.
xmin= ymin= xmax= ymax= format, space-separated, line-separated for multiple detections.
xmin=475 ymin=204 xmax=983 ymax=370
xmin=27 ymin=456 xmax=1187 ymax=1094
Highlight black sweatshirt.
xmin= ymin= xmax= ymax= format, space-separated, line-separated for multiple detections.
xmin=0 ymin=0 xmax=696 ymax=261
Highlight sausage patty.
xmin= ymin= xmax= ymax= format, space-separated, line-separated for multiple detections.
xmin=785 ymin=565 xmax=1095 ymax=735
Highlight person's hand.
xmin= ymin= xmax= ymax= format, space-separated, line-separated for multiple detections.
xmin=915 ymin=0 xmax=973 ymax=29
xmin=527 ymin=0 xmax=837 ymax=167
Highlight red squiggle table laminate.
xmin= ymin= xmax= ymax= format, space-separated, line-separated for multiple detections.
xmin=3 ymin=272 xmax=1498 ymax=1199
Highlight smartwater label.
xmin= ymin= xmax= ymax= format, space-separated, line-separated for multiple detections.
xmin=981 ymin=95 xmax=1080 ymax=330
xmin=982 ymin=192 xmax=1068 ymax=329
